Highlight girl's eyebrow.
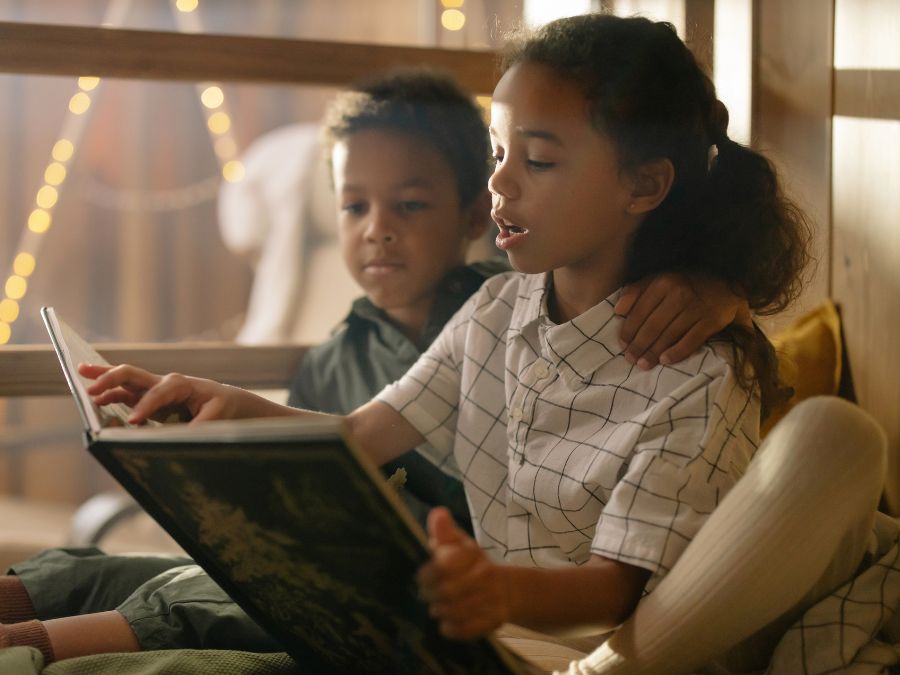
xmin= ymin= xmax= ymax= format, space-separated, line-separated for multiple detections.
xmin=488 ymin=126 xmax=564 ymax=146
xmin=517 ymin=128 xmax=564 ymax=145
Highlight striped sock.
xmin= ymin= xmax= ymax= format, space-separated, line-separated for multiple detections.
xmin=0 ymin=620 xmax=55 ymax=664
xmin=0 ymin=576 xmax=38 ymax=623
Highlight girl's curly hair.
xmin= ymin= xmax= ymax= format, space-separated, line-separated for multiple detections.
xmin=503 ymin=15 xmax=813 ymax=412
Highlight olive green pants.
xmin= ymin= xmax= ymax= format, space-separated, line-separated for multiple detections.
xmin=11 ymin=548 xmax=283 ymax=652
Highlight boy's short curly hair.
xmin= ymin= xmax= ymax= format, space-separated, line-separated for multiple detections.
xmin=321 ymin=69 xmax=490 ymax=209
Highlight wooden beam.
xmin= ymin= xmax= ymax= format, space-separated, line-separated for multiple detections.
xmin=0 ymin=21 xmax=499 ymax=94
xmin=685 ymin=0 xmax=715 ymax=76
xmin=835 ymin=69 xmax=900 ymax=121
xmin=0 ymin=344 xmax=307 ymax=397
xmin=753 ymin=0 xmax=833 ymax=327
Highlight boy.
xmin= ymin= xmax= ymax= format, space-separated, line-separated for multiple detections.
xmin=0 ymin=69 xmax=744 ymax=662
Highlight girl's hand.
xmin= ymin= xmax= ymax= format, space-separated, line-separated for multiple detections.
xmin=78 ymin=363 xmax=250 ymax=425
xmin=616 ymin=272 xmax=750 ymax=369
xmin=417 ymin=507 xmax=510 ymax=640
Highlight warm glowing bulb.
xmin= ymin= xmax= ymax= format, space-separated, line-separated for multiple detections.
xmin=69 ymin=92 xmax=91 ymax=115
xmin=52 ymin=139 xmax=75 ymax=162
xmin=36 ymin=186 xmax=59 ymax=209
xmin=78 ymin=76 xmax=100 ymax=91
xmin=176 ymin=0 xmax=199 ymax=12
xmin=28 ymin=209 xmax=52 ymax=233
xmin=0 ymin=299 xmax=19 ymax=323
xmin=207 ymin=112 xmax=231 ymax=134
xmin=222 ymin=160 xmax=245 ymax=182
xmin=44 ymin=162 xmax=67 ymax=186
xmin=441 ymin=9 xmax=466 ymax=31
xmin=214 ymin=136 xmax=237 ymax=158
xmin=5 ymin=276 xmax=27 ymax=300
xmin=0 ymin=322 xmax=10 ymax=345
xmin=441 ymin=0 xmax=464 ymax=7
xmin=201 ymin=85 xmax=224 ymax=109
xmin=13 ymin=253 xmax=36 ymax=277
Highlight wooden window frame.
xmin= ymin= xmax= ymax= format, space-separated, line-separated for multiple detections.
xmin=0 ymin=21 xmax=497 ymax=396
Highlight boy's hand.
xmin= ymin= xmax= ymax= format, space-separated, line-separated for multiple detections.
xmin=78 ymin=363 xmax=245 ymax=425
xmin=417 ymin=507 xmax=510 ymax=640
xmin=616 ymin=272 xmax=750 ymax=369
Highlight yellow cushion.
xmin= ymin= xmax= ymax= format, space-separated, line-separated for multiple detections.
xmin=762 ymin=300 xmax=843 ymax=436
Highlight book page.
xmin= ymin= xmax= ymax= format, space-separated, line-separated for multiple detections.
xmin=42 ymin=307 xmax=148 ymax=432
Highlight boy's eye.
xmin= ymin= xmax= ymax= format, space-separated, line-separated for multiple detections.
xmin=491 ymin=153 xmax=504 ymax=166
xmin=399 ymin=200 xmax=428 ymax=214
xmin=341 ymin=202 xmax=367 ymax=216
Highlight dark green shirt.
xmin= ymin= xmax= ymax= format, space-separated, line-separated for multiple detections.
xmin=287 ymin=258 xmax=510 ymax=530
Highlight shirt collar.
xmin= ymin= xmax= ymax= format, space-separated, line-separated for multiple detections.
xmin=508 ymin=273 xmax=549 ymax=337
xmin=541 ymin=289 xmax=624 ymax=382
xmin=347 ymin=260 xmax=508 ymax=349
xmin=510 ymin=274 xmax=625 ymax=383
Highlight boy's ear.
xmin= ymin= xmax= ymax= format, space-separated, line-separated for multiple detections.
xmin=627 ymin=158 xmax=674 ymax=214
xmin=464 ymin=189 xmax=493 ymax=240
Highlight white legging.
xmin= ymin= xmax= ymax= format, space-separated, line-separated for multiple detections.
xmin=562 ymin=396 xmax=887 ymax=674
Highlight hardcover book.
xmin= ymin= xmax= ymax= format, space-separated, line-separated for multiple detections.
xmin=41 ymin=306 xmax=543 ymax=675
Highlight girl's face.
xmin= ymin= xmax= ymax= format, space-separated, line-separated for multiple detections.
xmin=489 ymin=62 xmax=638 ymax=283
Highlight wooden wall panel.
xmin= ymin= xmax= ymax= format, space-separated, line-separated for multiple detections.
xmin=753 ymin=0 xmax=833 ymax=330
xmin=831 ymin=0 xmax=900 ymax=514
xmin=831 ymin=117 xmax=900 ymax=512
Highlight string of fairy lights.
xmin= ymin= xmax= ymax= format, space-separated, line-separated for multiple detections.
xmin=0 ymin=0 xmax=468 ymax=345
xmin=0 ymin=0 xmax=244 ymax=345
xmin=440 ymin=0 xmax=467 ymax=30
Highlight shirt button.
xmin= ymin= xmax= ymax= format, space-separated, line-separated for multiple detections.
xmin=509 ymin=407 xmax=523 ymax=423
xmin=533 ymin=360 xmax=551 ymax=378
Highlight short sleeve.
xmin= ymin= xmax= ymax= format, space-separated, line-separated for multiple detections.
xmin=591 ymin=360 xmax=756 ymax=588
xmin=376 ymin=299 xmax=474 ymax=472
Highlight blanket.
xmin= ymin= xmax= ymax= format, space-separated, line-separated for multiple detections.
xmin=0 ymin=648 xmax=297 ymax=675
xmin=766 ymin=512 xmax=900 ymax=673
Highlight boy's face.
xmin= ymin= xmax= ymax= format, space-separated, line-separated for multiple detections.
xmin=332 ymin=129 xmax=486 ymax=335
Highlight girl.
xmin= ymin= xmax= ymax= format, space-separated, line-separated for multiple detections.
xmin=49 ymin=14 xmax=886 ymax=673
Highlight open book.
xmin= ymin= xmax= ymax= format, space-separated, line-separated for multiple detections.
xmin=42 ymin=307 xmax=562 ymax=674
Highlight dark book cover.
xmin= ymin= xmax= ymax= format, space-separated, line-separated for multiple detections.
xmin=89 ymin=436 xmax=525 ymax=674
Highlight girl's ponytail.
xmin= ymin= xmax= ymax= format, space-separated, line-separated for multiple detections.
xmin=703 ymin=118 xmax=811 ymax=317
xmin=701 ymin=105 xmax=812 ymax=413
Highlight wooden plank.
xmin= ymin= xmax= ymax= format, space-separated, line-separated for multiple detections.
xmin=831 ymin=117 xmax=900 ymax=515
xmin=831 ymin=0 xmax=900 ymax=516
xmin=0 ymin=21 xmax=499 ymax=94
xmin=685 ymin=0 xmax=715 ymax=75
xmin=753 ymin=0 xmax=834 ymax=330
xmin=0 ymin=344 xmax=307 ymax=397
xmin=834 ymin=69 xmax=900 ymax=120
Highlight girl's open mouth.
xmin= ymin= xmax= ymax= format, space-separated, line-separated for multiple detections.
xmin=495 ymin=222 xmax=529 ymax=250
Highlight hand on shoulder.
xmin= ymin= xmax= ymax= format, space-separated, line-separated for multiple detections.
xmin=616 ymin=272 xmax=749 ymax=369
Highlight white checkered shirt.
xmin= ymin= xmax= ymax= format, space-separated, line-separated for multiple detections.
xmin=377 ymin=272 xmax=760 ymax=588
